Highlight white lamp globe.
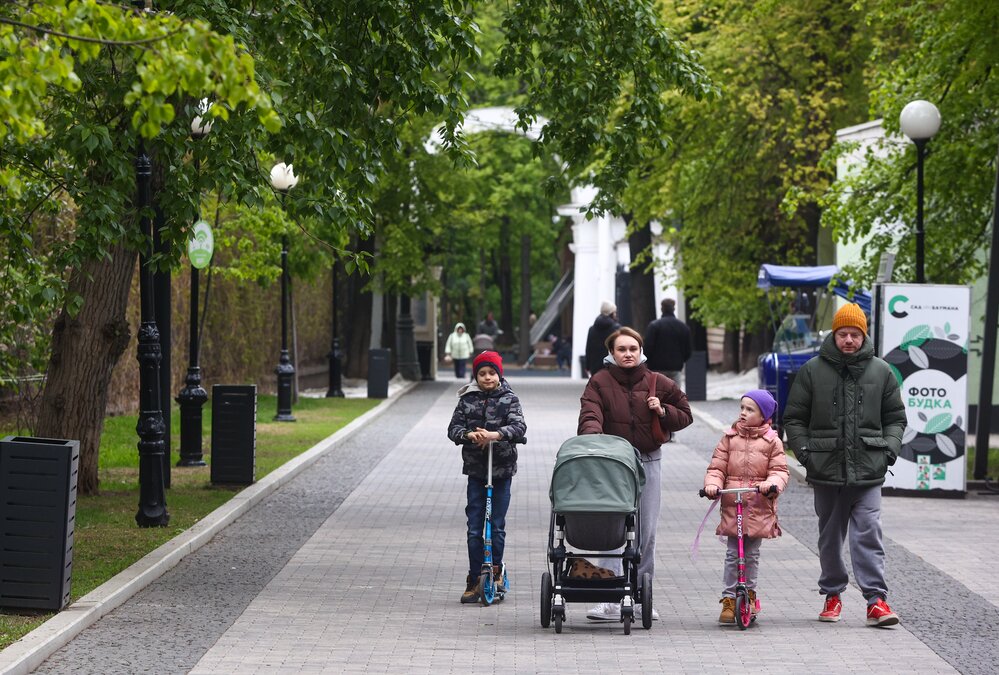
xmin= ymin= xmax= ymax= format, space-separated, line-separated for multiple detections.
xmin=190 ymin=98 xmax=213 ymax=138
xmin=270 ymin=162 xmax=299 ymax=192
xmin=899 ymin=100 xmax=941 ymax=141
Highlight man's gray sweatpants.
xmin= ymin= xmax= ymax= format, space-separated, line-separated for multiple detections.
xmin=813 ymin=484 xmax=887 ymax=604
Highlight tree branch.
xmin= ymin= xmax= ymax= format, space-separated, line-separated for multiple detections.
xmin=0 ymin=16 xmax=183 ymax=46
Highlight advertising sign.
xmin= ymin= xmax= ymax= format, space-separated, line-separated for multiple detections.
xmin=877 ymin=284 xmax=970 ymax=493
xmin=187 ymin=220 xmax=214 ymax=269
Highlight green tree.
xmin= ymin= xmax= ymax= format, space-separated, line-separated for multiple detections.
xmin=820 ymin=0 xmax=999 ymax=287
xmin=2 ymin=0 xmax=712 ymax=494
xmin=635 ymin=0 xmax=872 ymax=355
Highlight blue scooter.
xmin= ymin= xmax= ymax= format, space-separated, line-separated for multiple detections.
xmin=480 ymin=439 xmax=510 ymax=606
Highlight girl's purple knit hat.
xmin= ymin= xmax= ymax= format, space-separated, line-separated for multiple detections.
xmin=742 ymin=389 xmax=777 ymax=423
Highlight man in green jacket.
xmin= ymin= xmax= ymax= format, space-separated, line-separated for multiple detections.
xmin=784 ymin=303 xmax=906 ymax=627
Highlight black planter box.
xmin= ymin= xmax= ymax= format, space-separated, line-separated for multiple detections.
xmin=0 ymin=435 xmax=79 ymax=611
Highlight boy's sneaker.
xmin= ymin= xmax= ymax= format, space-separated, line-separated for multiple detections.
xmin=460 ymin=575 xmax=480 ymax=604
xmin=749 ymin=590 xmax=759 ymax=615
xmin=586 ymin=602 xmax=620 ymax=621
xmin=866 ymin=598 xmax=899 ymax=627
xmin=819 ymin=594 xmax=842 ymax=622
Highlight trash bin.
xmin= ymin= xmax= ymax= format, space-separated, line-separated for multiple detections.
xmin=416 ymin=340 xmax=434 ymax=381
xmin=211 ymin=385 xmax=257 ymax=485
xmin=368 ymin=348 xmax=391 ymax=399
xmin=685 ymin=351 xmax=708 ymax=401
xmin=0 ymin=435 xmax=79 ymax=611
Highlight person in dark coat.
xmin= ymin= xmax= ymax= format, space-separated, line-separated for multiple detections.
xmin=584 ymin=301 xmax=620 ymax=376
xmin=644 ymin=298 xmax=692 ymax=383
xmin=784 ymin=303 xmax=906 ymax=627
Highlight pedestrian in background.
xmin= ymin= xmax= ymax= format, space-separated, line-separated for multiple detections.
xmin=703 ymin=389 xmax=788 ymax=624
xmin=578 ymin=327 xmax=692 ymax=621
xmin=443 ymin=322 xmax=474 ymax=378
xmin=584 ymin=301 xmax=619 ymax=377
xmin=477 ymin=311 xmax=501 ymax=338
xmin=447 ymin=351 xmax=527 ymax=604
xmin=644 ymin=298 xmax=692 ymax=385
xmin=784 ymin=303 xmax=905 ymax=627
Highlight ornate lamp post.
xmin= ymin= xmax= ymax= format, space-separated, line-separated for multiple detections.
xmin=899 ymin=100 xmax=942 ymax=284
xmin=135 ymin=140 xmax=170 ymax=527
xmin=326 ymin=260 xmax=345 ymax=397
xmin=176 ymin=106 xmax=212 ymax=466
xmin=270 ymin=162 xmax=298 ymax=421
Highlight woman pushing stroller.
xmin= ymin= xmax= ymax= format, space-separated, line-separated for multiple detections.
xmin=578 ymin=327 xmax=692 ymax=621
xmin=702 ymin=389 xmax=788 ymax=624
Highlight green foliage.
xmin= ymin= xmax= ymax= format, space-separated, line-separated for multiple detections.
xmin=496 ymin=0 xmax=715 ymax=212
xmin=634 ymin=0 xmax=873 ymax=329
xmin=820 ymin=0 xmax=998 ymax=287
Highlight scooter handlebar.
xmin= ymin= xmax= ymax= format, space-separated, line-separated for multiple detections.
xmin=699 ymin=485 xmax=778 ymax=498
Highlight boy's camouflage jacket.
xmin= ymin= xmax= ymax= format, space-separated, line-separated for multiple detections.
xmin=447 ymin=379 xmax=527 ymax=480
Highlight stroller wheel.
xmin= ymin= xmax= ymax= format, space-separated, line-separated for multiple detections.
xmin=540 ymin=572 xmax=553 ymax=628
xmin=554 ymin=611 xmax=563 ymax=634
xmin=640 ymin=573 xmax=653 ymax=629
xmin=623 ymin=614 xmax=632 ymax=635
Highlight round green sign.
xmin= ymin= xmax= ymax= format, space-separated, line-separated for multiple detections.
xmin=188 ymin=220 xmax=214 ymax=269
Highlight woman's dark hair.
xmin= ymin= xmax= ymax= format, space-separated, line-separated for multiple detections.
xmin=605 ymin=326 xmax=643 ymax=352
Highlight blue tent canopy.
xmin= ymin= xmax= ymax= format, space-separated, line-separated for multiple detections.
xmin=757 ymin=264 xmax=871 ymax=314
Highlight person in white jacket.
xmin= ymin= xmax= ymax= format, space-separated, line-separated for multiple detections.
xmin=444 ymin=322 xmax=475 ymax=378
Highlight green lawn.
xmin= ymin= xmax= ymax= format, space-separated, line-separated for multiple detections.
xmin=0 ymin=394 xmax=378 ymax=651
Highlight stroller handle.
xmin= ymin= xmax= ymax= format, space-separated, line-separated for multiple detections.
xmin=699 ymin=485 xmax=777 ymax=498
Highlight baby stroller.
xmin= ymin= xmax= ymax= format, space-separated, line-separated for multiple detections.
xmin=540 ymin=434 xmax=650 ymax=634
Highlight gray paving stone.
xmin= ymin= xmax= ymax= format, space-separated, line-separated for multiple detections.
xmin=26 ymin=378 xmax=999 ymax=674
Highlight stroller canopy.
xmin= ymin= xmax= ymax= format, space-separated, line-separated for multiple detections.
xmin=550 ymin=435 xmax=646 ymax=513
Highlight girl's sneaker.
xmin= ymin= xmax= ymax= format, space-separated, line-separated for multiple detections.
xmin=718 ymin=597 xmax=736 ymax=624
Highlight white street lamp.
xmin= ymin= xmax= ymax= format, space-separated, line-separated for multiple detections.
xmin=899 ymin=100 xmax=941 ymax=283
xmin=270 ymin=162 xmax=298 ymax=420
xmin=270 ymin=162 xmax=299 ymax=192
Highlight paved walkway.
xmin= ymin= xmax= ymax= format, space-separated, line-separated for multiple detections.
xmin=9 ymin=376 xmax=999 ymax=673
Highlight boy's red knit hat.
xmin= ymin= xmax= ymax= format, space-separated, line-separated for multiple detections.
xmin=473 ymin=350 xmax=503 ymax=377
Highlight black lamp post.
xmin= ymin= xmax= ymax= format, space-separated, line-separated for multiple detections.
xmin=135 ymin=141 xmax=170 ymax=527
xmin=326 ymin=261 xmax=345 ymax=397
xmin=900 ymin=99 xmax=942 ymax=284
xmin=271 ymin=162 xmax=298 ymax=421
xmin=396 ymin=293 xmax=421 ymax=381
xmin=176 ymin=107 xmax=212 ymax=466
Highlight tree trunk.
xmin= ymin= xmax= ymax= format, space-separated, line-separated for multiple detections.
xmin=625 ymin=212 xmax=656 ymax=332
xmin=519 ymin=233 xmax=531 ymax=364
xmin=722 ymin=328 xmax=741 ymax=373
xmin=35 ymin=243 xmax=136 ymax=495
xmin=686 ymin=295 xmax=709 ymax=353
xmin=741 ymin=325 xmax=769 ymax=373
xmin=498 ymin=215 xmax=514 ymax=341
xmin=343 ymin=237 xmax=374 ymax=379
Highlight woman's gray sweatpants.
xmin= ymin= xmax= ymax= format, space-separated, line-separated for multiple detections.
xmin=594 ymin=457 xmax=661 ymax=582
xmin=813 ymin=484 xmax=887 ymax=604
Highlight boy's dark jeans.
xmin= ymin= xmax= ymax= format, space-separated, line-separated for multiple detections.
xmin=466 ymin=475 xmax=512 ymax=577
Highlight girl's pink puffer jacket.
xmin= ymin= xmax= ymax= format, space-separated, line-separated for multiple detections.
xmin=704 ymin=423 xmax=789 ymax=539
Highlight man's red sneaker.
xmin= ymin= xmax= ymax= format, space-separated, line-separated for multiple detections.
xmin=866 ymin=598 xmax=899 ymax=627
xmin=819 ymin=594 xmax=842 ymax=622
